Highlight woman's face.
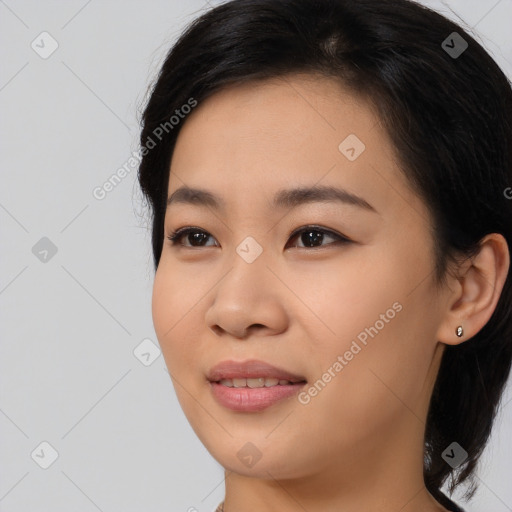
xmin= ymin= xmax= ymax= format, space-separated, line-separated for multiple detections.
xmin=152 ymin=74 xmax=450 ymax=481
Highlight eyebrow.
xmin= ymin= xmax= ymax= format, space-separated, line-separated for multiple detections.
xmin=166 ymin=185 xmax=378 ymax=214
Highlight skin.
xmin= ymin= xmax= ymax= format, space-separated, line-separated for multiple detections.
xmin=151 ymin=73 xmax=510 ymax=512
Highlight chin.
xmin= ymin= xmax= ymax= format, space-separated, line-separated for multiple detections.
xmin=202 ymin=435 xmax=312 ymax=480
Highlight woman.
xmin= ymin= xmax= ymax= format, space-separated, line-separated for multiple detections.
xmin=137 ymin=0 xmax=512 ymax=510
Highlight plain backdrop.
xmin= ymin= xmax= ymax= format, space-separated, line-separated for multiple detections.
xmin=1 ymin=1 xmax=511 ymax=511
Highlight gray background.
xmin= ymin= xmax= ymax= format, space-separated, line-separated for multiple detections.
xmin=0 ymin=1 xmax=511 ymax=511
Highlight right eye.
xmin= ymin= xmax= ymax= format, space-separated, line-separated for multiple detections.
xmin=166 ymin=227 xmax=218 ymax=248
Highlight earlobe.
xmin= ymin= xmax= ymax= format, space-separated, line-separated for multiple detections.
xmin=436 ymin=233 xmax=510 ymax=346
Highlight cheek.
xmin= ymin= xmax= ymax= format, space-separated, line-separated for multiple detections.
xmin=151 ymin=264 xmax=173 ymax=343
xmin=296 ymin=300 xmax=435 ymax=454
xmin=151 ymin=262 xmax=202 ymax=372
xmin=298 ymin=247 xmax=402 ymax=358
xmin=368 ymin=281 xmax=442 ymax=395
xmin=305 ymin=242 xmax=438 ymax=411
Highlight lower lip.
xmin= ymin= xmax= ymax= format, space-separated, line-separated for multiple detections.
xmin=209 ymin=381 xmax=307 ymax=412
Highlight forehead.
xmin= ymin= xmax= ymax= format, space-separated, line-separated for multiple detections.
xmin=172 ymin=74 xmax=380 ymax=159
xmin=166 ymin=74 xmax=418 ymax=219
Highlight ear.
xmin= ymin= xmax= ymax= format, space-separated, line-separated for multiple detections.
xmin=436 ymin=233 xmax=510 ymax=346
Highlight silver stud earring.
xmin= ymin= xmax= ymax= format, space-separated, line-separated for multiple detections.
xmin=456 ymin=326 xmax=463 ymax=337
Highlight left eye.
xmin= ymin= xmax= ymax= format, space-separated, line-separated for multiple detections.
xmin=166 ymin=225 xmax=351 ymax=249
xmin=287 ymin=225 xmax=351 ymax=249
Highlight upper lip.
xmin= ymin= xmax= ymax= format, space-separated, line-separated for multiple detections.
xmin=207 ymin=359 xmax=307 ymax=383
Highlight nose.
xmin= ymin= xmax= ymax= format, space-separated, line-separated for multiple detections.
xmin=205 ymin=252 xmax=288 ymax=340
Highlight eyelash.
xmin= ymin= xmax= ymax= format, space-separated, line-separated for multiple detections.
xmin=166 ymin=225 xmax=351 ymax=250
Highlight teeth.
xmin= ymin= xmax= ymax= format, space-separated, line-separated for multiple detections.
xmin=247 ymin=378 xmax=265 ymax=388
xmin=218 ymin=377 xmax=292 ymax=388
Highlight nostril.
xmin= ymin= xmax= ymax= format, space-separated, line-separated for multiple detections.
xmin=210 ymin=325 xmax=223 ymax=336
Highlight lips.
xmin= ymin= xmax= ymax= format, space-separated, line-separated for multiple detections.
xmin=207 ymin=359 xmax=307 ymax=383
xmin=207 ymin=359 xmax=307 ymax=412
